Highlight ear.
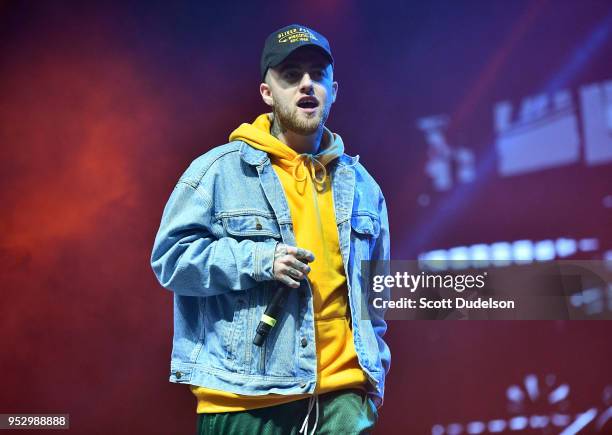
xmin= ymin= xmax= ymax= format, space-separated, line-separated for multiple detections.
xmin=331 ymin=81 xmax=338 ymax=104
xmin=260 ymin=82 xmax=274 ymax=107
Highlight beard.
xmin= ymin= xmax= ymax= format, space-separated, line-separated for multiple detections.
xmin=273 ymin=100 xmax=330 ymax=135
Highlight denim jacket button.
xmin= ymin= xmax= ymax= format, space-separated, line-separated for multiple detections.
xmin=175 ymin=371 xmax=182 ymax=379
xmin=255 ymin=223 xmax=262 ymax=230
xmin=300 ymin=383 xmax=306 ymax=388
xmin=300 ymin=338 xmax=308 ymax=348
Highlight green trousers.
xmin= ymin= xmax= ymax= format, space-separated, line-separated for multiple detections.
xmin=196 ymin=389 xmax=378 ymax=435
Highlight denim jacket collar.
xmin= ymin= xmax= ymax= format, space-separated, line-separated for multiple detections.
xmin=238 ymin=140 xmax=359 ymax=168
xmin=239 ymin=141 xmax=270 ymax=166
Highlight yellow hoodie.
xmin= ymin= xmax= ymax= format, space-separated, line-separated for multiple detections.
xmin=190 ymin=113 xmax=367 ymax=413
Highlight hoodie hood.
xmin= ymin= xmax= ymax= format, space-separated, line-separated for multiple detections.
xmin=229 ymin=113 xmax=344 ymax=184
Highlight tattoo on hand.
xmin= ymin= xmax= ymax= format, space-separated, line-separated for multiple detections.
xmin=275 ymin=243 xmax=288 ymax=259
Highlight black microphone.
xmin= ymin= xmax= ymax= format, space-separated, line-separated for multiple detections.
xmin=253 ymin=283 xmax=291 ymax=347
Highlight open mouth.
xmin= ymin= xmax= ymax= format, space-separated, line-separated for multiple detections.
xmin=297 ymin=96 xmax=319 ymax=109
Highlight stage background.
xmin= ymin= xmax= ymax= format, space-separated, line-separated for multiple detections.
xmin=1 ymin=1 xmax=611 ymax=434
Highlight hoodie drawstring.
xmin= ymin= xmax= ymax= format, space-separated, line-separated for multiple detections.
xmin=292 ymin=154 xmax=327 ymax=185
xmin=299 ymin=394 xmax=319 ymax=435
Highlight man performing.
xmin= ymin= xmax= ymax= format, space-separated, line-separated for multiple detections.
xmin=151 ymin=24 xmax=390 ymax=434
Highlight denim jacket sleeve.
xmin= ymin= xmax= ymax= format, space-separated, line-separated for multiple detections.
xmin=369 ymin=190 xmax=391 ymax=378
xmin=150 ymin=180 xmax=277 ymax=297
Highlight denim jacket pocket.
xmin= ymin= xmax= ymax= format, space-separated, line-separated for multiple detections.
xmin=224 ymin=293 xmax=248 ymax=361
xmin=203 ymin=290 xmax=254 ymax=373
xmin=350 ymin=214 xmax=381 ymax=238
xmin=220 ymin=212 xmax=281 ymax=239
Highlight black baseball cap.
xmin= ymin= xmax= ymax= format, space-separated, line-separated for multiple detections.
xmin=260 ymin=24 xmax=334 ymax=80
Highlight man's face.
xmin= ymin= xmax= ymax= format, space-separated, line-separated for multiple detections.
xmin=260 ymin=46 xmax=338 ymax=135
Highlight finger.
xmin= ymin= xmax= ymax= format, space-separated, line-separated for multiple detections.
xmin=283 ymin=245 xmax=299 ymax=256
xmin=288 ymin=258 xmax=311 ymax=274
xmin=274 ymin=264 xmax=302 ymax=287
xmin=280 ymin=263 xmax=305 ymax=280
xmin=286 ymin=267 xmax=304 ymax=280
xmin=284 ymin=245 xmax=314 ymax=262
xmin=274 ymin=243 xmax=289 ymax=259
xmin=294 ymin=247 xmax=315 ymax=263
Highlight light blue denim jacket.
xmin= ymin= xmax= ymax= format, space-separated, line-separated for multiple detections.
xmin=150 ymin=141 xmax=391 ymax=407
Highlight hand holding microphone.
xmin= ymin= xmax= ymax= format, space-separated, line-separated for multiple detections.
xmin=253 ymin=243 xmax=314 ymax=347
xmin=272 ymin=243 xmax=314 ymax=287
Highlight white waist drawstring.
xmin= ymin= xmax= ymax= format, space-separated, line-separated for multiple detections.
xmin=298 ymin=394 xmax=319 ymax=435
